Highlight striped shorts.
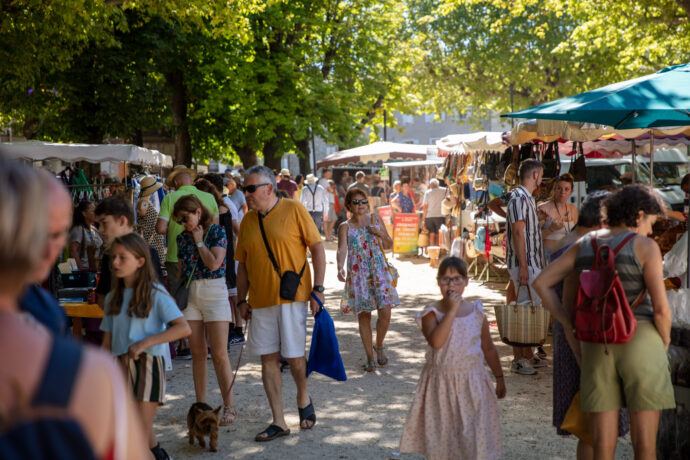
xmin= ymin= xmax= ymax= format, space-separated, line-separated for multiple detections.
xmin=127 ymin=354 xmax=166 ymax=404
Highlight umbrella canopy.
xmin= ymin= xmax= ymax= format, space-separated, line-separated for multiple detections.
xmin=436 ymin=131 xmax=508 ymax=155
xmin=316 ymin=141 xmax=435 ymax=168
xmin=503 ymin=63 xmax=690 ymax=129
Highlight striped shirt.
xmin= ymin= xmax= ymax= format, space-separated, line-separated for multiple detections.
xmin=506 ymin=185 xmax=544 ymax=270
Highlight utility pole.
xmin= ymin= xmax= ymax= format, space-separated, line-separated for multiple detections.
xmin=383 ymin=109 xmax=387 ymax=141
xmin=510 ymin=85 xmax=515 ymax=128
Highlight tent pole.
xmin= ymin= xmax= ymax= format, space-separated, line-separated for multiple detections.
xmin=631 ymin=140 xmax=636 ymax=184
xmin=649 ymin=131 xmax=654 ymax=185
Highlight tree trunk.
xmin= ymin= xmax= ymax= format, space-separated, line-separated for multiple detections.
xmin=294 ymin=138 xmax=311 ymax=174
xmin=234 ymin=145 xmax=258 ymax=169
xmin=262 ymin=141 xmax=282 ymax=172
xmin=129 ymin=129 xmax=144 ymax=147
xmin=165 ymin=69 xmax=192 ymax=166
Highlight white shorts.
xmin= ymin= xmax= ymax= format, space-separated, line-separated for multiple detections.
xmin=247 ymin=302 xmax=308 ymax=358
xmin=184 ymin=278 xmax=232 ymax=322
xmin=508 ymin=266 xmax=542 ymax=306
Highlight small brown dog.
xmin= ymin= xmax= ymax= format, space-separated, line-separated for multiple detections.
xmin=187 ymin=402 xmax=221 ymax=452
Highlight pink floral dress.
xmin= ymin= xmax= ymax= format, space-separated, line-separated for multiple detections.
xmin=340 ymin=221 xmax=399 ymax=315
xmin=400 ymin=300 xmax=502 ymax=460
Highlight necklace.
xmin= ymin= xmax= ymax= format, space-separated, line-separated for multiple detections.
xmin=554 ymin=202 xmax=571 ymax=233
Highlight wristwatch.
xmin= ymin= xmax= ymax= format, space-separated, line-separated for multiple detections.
xmin=196 ymin=241 xmax=204 ymax=248
xmin=312 ymin=285 xmax=325 ymax=293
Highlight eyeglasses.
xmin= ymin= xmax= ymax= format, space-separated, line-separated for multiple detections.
xmin=176 ymin=216 xmax=188 ymax=225
xmin=438 ymin=276 xmax=465 ymax=285
xmin=351 ymin=199 xmax=368 ymax=205
xmin=244 ymin=183 xmax=270 ymax=194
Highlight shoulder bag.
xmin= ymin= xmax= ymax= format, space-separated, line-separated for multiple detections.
xmin=570 ymin=142 xmax=587 ymax=182
xmin=493 ymin=284 xmax=551 ymax=346
xmin=173 ymin=229 xmax=210 ymax=310
xmin=258 ymin=212 xmax=306 ymax=301
xmin=371 ymin=214 xmax=399 ymax=287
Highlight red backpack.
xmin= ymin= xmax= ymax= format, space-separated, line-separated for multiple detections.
xmin=574 ymin=232 xmax=646 ymax=351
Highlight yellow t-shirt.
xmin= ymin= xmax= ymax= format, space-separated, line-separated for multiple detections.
xmin=235 ymin=199 xmax=322 ymax=309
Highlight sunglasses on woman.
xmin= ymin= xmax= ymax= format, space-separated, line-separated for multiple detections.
xmin=352 ymin=199 xmax=368 ymax=205
xmin=243 ymin=183 xmax=270 ymax=194
xmin=176 ymin=216 xmax=188 ymax=225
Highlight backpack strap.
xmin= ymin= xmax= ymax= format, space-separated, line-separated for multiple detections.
xmin=32 ymin=338 xmax=83 ymax=407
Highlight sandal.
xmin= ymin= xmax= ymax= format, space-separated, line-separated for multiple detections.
xmin=298 ymin=397 xmax=316 ymax=430
xmin=219 ymin=405 xmax=237 ymax=426
xmin=374 ymin=346 xmax=388 ymax=366
xmin=255 ymin=424 xmax=290 ymax=442
xmin=362 ymin=359 xmax=376 ymax=372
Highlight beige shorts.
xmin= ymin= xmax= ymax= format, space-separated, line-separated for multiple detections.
xmin=184 ymin=278 xmax=232 ymax=323
xmin=247 ymin=302 xmax=308 ymax=358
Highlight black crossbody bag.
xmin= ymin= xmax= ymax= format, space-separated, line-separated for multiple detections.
xmin=258 ymin=213 xmax=306 ymax=301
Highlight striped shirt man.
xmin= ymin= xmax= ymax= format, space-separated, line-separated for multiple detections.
xmin=506 ymin=185 xmax=544 ymax=270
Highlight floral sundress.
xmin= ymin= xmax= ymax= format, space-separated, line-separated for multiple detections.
xmin=340 ymin=220 xmax=399 ymax=315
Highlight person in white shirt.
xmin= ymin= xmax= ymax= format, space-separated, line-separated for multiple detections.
xmin=300 ymin=174 xmax=330 ymax=234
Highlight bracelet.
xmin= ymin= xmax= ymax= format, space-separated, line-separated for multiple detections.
xmin=237 ymin=300 xmax=248 ymax=307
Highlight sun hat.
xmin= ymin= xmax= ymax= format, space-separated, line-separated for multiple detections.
xmin=139 ymin=176 xmax=163 ymax=197
xmin=306 ymin=174 xmax=316 ymax=184
xmin=165 ymin=165 xmax=197 ymax=187
xmin=280 ymin=168 xmax=291 ymax=177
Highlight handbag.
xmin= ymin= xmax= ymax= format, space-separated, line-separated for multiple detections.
xmin=441 ymin=187 xmax=457 ymax=216
xmin=173 ymin=230 xmax=209 ymax=310
xmin=418 ymin=229 xmax=430 ymax=248
xmin=372 ymin=214 xmax=399 ymax=287
xmin=560 ymin=392 xmax=593 ymax=446
xmin=258 ymin=211 xmax=307 ymax=301
xmin=570 ymin=142 xmax=587 ymax=182
xmin=574 ymin=233 xmax=644 ymax=349
xmin=542 ymin=141 xmax=561 ymax=179
xmin=307 ymin=293 xmax=347 ymax=381
xmin=494 ymin=284 xmax=551 ymax=346
xmin=504 ymin=146 xmax=520 ymax=187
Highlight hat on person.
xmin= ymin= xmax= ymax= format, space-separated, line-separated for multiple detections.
xmin=165 ymin=165 xmax=197 ymax=187
xmin=306 ymin=174 xmax=316 ymax=184
xmin=280 ymin=168 xmax=291 ymax=177
xmin=139 ymin=175 xmax=163 ymax=197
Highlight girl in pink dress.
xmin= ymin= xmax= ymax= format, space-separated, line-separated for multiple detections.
xmin=400 ymin=257 xmax=506 ymax=460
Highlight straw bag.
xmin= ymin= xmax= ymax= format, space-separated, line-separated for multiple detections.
xmin=372 ymin=215 xmax=399 ymax=287
xmin=494 ymin=284 xmax=550 ymax=346
xmin=417 ymin=229 xmax=430 ymax=248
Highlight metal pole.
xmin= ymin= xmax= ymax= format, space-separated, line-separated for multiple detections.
xmin=510 ymin=85 xmax=515 ymax=128
xmin=631 ymin=140 xmax=636 ymax=184
xmin=311 ymin=127 xmax=317 ymax=174
xmin=649 ymin=131 xmax=654 ymax=185
xmin=383 ymin=110 xmax=387 ymax=141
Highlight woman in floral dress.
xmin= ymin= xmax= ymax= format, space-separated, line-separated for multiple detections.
xmin=337 ymin=188 xmax=399 ymax=372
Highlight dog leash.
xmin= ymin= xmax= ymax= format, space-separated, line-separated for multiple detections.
xmin=224 ymin=318 xmax=247 ymax=402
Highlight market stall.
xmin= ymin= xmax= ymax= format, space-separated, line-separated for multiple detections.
xmin=316 ymin=141 xmax=436 ymax=169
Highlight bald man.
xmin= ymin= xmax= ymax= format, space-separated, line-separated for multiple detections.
xmin=19 ymin=171 xmax=73 ymax=335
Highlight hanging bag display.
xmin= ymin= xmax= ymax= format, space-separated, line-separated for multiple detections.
xmin=574 ymin=233 xmax=645 ymax=350
xmin=504 ymin=146 xmax=520 ymax=187
xmin=258 ymin=211 xmax=307 ymax=301
xmin=570 ymin=142 xmax=587 ymax=182
xmin=542 ymin=141 xmax=561 ymax=179
xmin=494 ymin=284 xmax=551 ymax=346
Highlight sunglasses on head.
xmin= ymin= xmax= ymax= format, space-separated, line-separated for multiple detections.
xmin=176 ymin=216 xmax=189 ymax=225
xmin=244 ymin=183 xmax=270 ymax=194
xmin=352 ymin=199 xmax=368 ymax=205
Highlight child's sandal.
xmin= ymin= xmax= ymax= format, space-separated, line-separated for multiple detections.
xmin=374 ymin=346 xmax=388 ymax=366
xmin=220 ymin=405 xmax=237 ymax=426
xmin=362 ymin=359 xmax=376 ymax=372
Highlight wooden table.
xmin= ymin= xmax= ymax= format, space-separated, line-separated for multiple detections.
xmin=59 ymin=302 xmax=103 ymax=339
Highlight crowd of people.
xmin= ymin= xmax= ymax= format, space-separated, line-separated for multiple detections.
xmin=0 ymin=153 xmax=680 ymax=460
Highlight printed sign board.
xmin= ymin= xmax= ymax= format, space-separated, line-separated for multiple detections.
xmin=393 ymin=213 xmax=419 ymax=254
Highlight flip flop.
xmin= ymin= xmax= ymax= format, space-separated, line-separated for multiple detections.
xmin=298 ymin=398 xmax=316 ymax=430
xmin=255 ymin=424 xmax=290 ymax=442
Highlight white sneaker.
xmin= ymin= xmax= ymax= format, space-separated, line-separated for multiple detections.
xmin=511 ymin=358 xmax=537 ymax=375
xmin=529 ymin=355 xmax=548 ymax=368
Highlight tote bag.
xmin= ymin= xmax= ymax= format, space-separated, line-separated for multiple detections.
xmin=307 ymin=294 xmax=347 ymax=381
xmin=494 ymin=284 xmax=550 ymax=346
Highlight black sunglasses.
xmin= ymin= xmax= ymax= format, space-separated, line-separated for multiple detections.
xmin=244 ymin=183 xmax=270 ymax=194
xmin=176 ymin=216 xmax=188 ymax=225
xmin=352 ymin=199 xmax=368 ymax=205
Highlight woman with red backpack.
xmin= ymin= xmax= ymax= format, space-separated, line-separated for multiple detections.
xmin=533 ymin=185 xmax=674 ymax=460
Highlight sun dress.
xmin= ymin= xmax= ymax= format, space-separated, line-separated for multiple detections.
xmin=400 ymin=300 xmax=502 ymax=460
xmin=340 ymin=220 xmax=399 ymax=315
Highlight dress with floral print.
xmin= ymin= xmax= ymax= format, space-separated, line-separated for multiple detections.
xmin=340 ymin=219 xmax=399 ymax=315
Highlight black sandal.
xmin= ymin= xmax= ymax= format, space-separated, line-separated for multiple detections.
xmin=255 ymin=424 xmax=290 ymax=442
xmin=298 ymin=398 xmax=316 ymax=430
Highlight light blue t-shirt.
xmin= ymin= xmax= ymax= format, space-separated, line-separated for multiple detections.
xmin=101 ymin=284 xmax=183 ymax=358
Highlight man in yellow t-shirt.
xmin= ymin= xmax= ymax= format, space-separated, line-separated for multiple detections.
xmin=156 ymin=165 xmax=219 ymax=295
xmin=236 ymin=165 xmax=325 ymax=442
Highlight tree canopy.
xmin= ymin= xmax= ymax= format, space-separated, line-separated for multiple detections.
xmin=2 ymin=0 xmax=689 ymax=167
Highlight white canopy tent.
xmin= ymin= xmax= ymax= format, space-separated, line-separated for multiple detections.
xmin=436 ymin=131 xmax=508 ymax=155
xmin=317 ymin=141 xmax=437 ymax=168
xmin=0 ymin=141 xmax=172 ymax=168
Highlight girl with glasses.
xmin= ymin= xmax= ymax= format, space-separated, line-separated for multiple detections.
xmin=337 ymin=189 xmax=399 ymax=372
xmin=400 ymin=257 xmax=505 ymax=460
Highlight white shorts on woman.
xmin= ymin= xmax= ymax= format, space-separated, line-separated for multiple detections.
xmin=184 ymin=277 xmax=232 ymax=322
